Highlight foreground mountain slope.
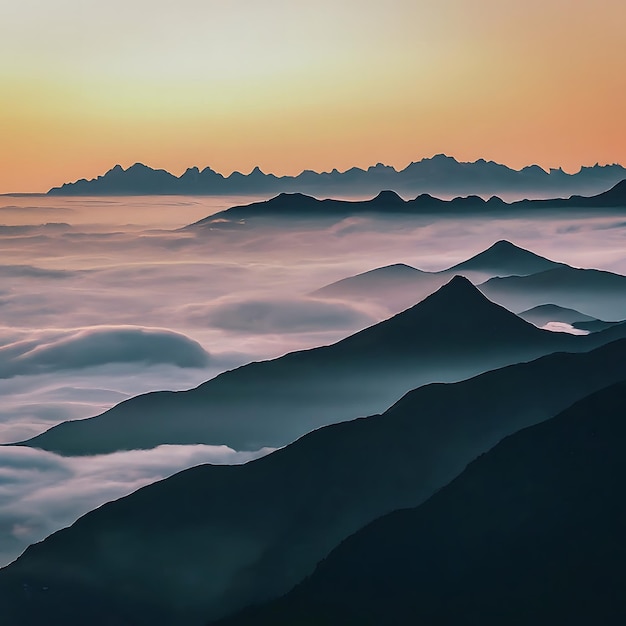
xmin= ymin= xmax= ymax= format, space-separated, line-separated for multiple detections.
xmin=19 ymin=277 xmax=596 ymax=456
xmin=3 ymin=340 xmax=626 ymax=626
xmin=217 ymin=380 xmax=626 ymax=626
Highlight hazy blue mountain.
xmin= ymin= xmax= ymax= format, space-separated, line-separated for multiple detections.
xmin=15 ymin=277 xmax=609 ymax=456
xmin=216 ymin=380 xmax=626 ymax=626
xmin=310 ymin=263 xmax=448 ymax=311
xmin=481 ymin=265 xmax=626 ymax=321
xmin=573 ymin=319 xmax=623 ymax=332
xmin=3 ymin=341 xmax=626 ymax=626
xmin=518 ymin=303 xmax=597 ymax=326
xmin=47 ymin=156 xmax=626 ymax=199
xmin=312 ymin=240 xmax=566 ymax=311
xmin=517 ymin=305 xmax=621 ymax=332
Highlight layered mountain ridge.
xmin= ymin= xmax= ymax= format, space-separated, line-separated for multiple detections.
xmin=3 ymin=341 xmax=626 ymax=625
xmin=17 ymin=275 xmax=617 ymax=456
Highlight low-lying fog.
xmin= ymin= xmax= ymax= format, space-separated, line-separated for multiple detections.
xmin=1 ymin=193 xmax=625 ymax=565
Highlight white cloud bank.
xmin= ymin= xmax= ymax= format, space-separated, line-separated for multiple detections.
xmin=0 ymin=444 xmax=274 ymax=567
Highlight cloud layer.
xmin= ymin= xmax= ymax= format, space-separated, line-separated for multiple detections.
xmin=0 ymin=444 xmax=274 ymax=567
xmin=0 ymin=326 xmax=210 ymax=378
xmin=201 ymin=296 xmax=377 ymax=334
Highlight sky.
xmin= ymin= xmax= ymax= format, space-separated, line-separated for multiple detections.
xmin=1 ymin=0 xmax=625 ymax=193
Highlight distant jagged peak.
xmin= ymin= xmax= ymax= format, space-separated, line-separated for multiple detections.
xmin=367 ymin=162 xmax=396 ymax=172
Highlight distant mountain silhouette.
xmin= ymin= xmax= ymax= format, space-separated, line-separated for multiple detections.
xmin=312 ymin=241 xmax=566 ymax=312
xmin=572 ymin=319 xmax=622 ymax=332
xmin=481 ymin=265 xmax=626 ymax=321
xmin=446 ymin=239 xmax=564 ymax=276
xmin=15 ymin=277 xmax=607 ymax=456
xmin=3 ymin=341 xmax=626 ymax=626
xmin=186 ymin=180 xmax=626 ymax=225
xmin=215 ymin=380 xmax=626 ymax=626
xmin=517 ymin=304 xmax=620 ymax=332
xmin=513 ymin=177 xmax=626 ymax=209
xmin=311 ymin=263 xmax=447 ymax=311
xmin=519 ymin=303 xmax=596 ymax=326
xmin=47 ymin=156 xmax=626 ymax=199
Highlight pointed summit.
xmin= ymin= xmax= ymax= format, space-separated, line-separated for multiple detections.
xmin=446 ymin=240 xmax=564 ymax=276
xmin=335 ymin=274 xmax=551 ymax=359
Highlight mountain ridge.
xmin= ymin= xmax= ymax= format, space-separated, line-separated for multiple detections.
xmin=188 ymin=178 xmax=626 ymax=225
xmin=47 ymin=156 xmax=626 ymax=199
xmin=3 ymin=341 xmax=626 ymax=626
xmin=15 ymin=276 xmax=603 ymax=456
xmin=214 ymin=380 xmax=626 ymax=626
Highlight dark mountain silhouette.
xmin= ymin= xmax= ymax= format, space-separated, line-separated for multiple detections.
xmin=481 ymin=265 xmax=626 ymax=321
xmin=445 ymin=239 xmax=564 ymax=276
xmin=519 ymin=303 xmax=596 ymax=326
xmin=215 ymin=380 xmax=626 ymax=626
xmin=513 ymin=177 xmax=626 ymax=209
xmin=187 ymin=179 xmax=626 ymax=225
xmin=47 ymin=156 xmax=626 ymax=199
xmin=517 ymin=305 xmax=620 ymax=333
xmin=15 ymin=277 xmax=608 ymax=456
xmin=573 ymin=319 xmax=622 ymax=332
xmin=3 ymin=341 xmax=626 ymax=626
xmin=312 ymin=241 xmax=566 ymax=311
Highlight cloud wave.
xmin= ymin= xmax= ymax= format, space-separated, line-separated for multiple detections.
xmin=202 ymin=296 xmax=377 ymax=334
xmin=0 ymin=326 xmax=210 ymax=378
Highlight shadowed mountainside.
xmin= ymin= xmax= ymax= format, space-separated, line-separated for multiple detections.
xmin=47 ymin=156 xmax=626 ymax=199
xmin=3 ymin=341 xmax=626 ymax=626
xmin=215 ymin=380 xmax=626 ymax=626
xmin=17 ymin=277 xmax=620 ymax=456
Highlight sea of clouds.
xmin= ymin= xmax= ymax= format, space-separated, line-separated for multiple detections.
xmin=1 ymin=193 xmax=625 ymax=565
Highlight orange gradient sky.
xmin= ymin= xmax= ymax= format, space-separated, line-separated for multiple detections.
xmin=1 ymin=0 xmax=625 ymax=193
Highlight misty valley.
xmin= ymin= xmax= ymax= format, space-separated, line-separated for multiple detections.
xmin=1 ymin=183 xmax=626 ymax=625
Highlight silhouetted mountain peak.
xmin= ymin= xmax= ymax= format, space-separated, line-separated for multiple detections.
xmin=448 ymin=239 xmax=563 ymax=275
xmin=433 ymin=274 xmax=480 ymax=298
xmin=399 ymin=275 xmax=495 ymax=319
xmin=370 ymin=190 xmax=404 ymax=204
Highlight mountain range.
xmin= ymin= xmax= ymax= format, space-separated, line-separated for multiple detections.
xmin=16 ymin=275 xmax=624 ymax=457
xmin=311 ymin=240 xmax=565 ymax=311
xmin=481 ymin=265 xmax=626 ymax=320
xmin=312 ymin=239 xmax=626 ymax=320
xmin=3 ymin=341 xmax=626 ymax=625
xmin=187 ymin=179 xmax=626 ymax=226
xmin=214 ymin=380 xmax=626 ymax=626
xmin=47 ymin=155 xmax=626 ymax=199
